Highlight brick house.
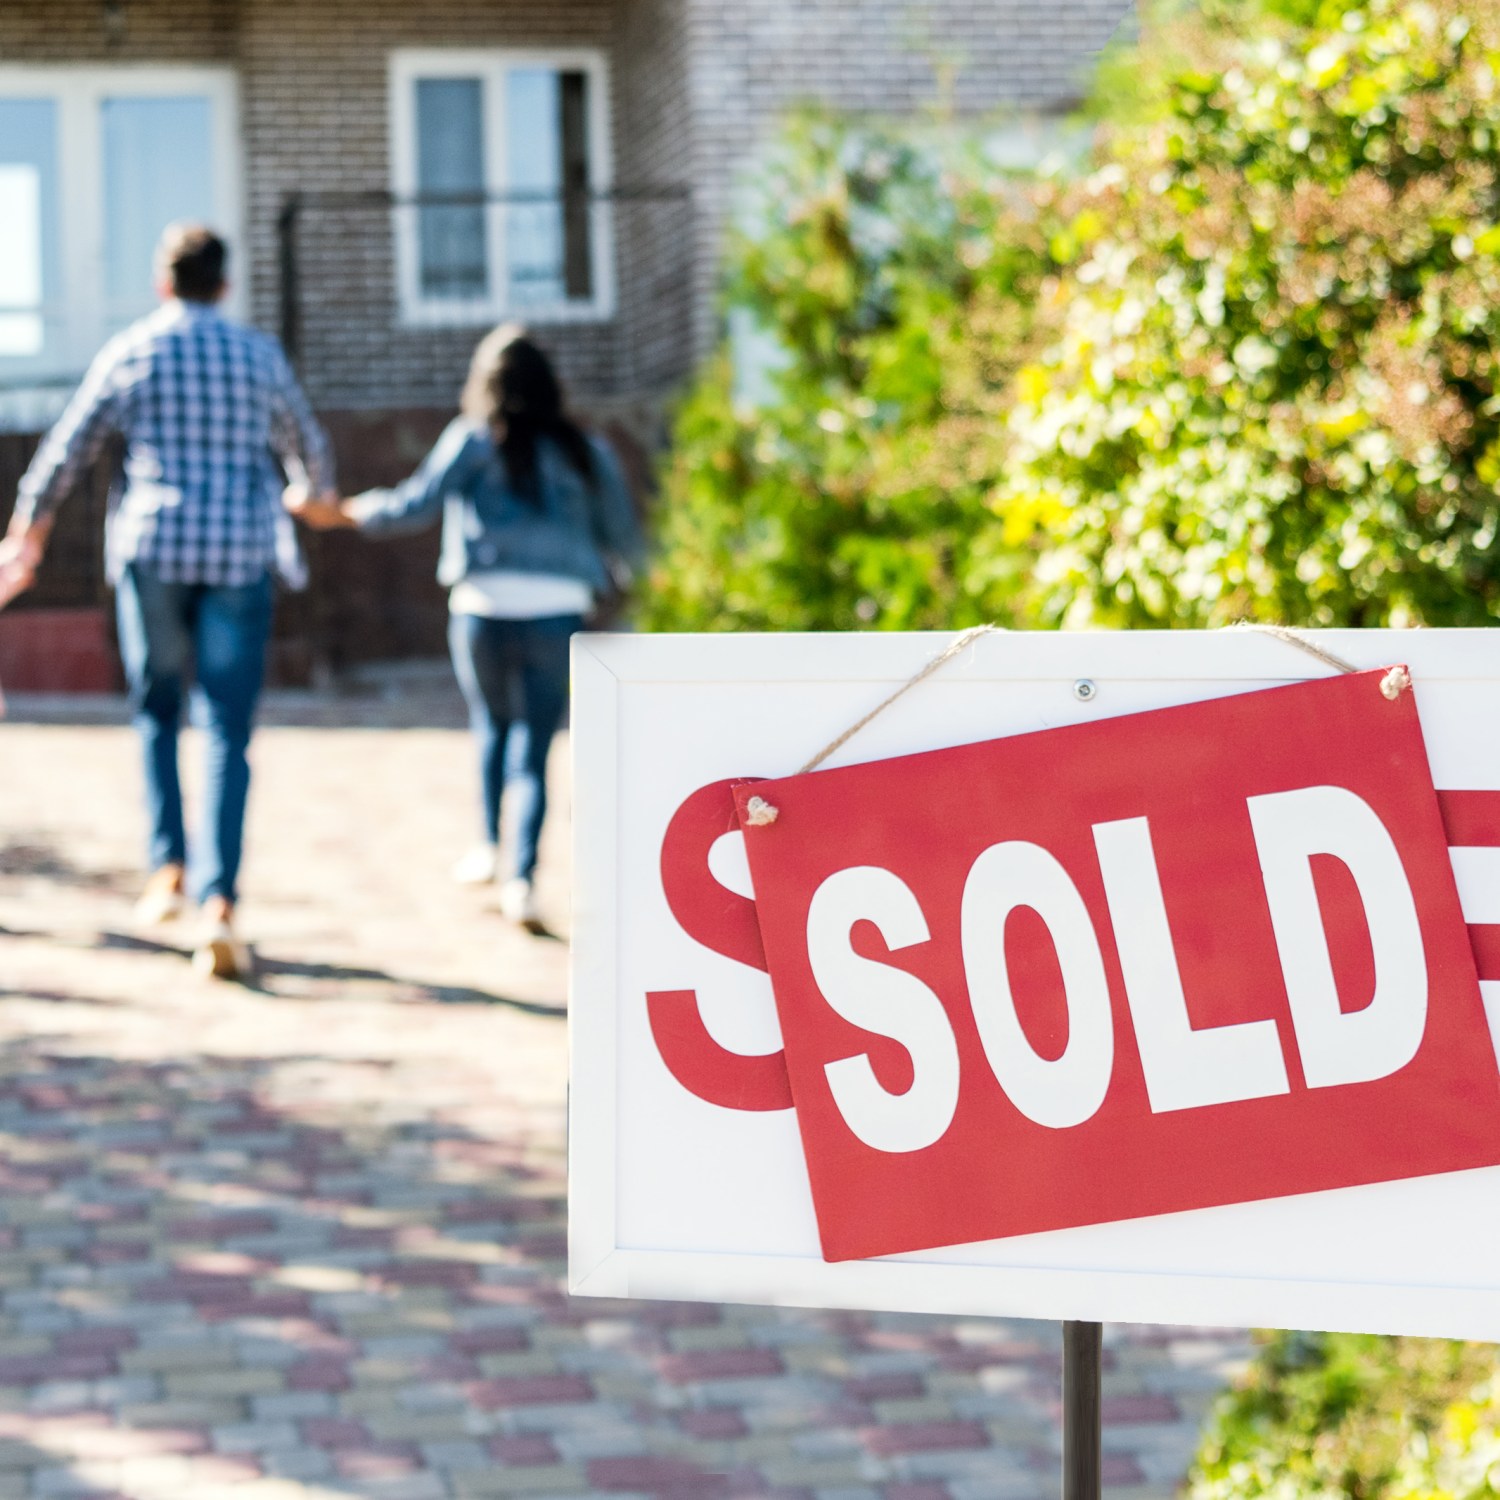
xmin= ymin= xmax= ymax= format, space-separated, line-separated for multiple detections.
xmin=0 ymin=0 xmax=1130 ymax=687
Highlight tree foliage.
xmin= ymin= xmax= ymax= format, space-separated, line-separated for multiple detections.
xmin=638 ymin=120 xmax=1050 ymax=632
xmin=645 ymin=0 xmax=1500 ymax=632
xmin=1190 ymin=1331 xmax=1500 ymax=1500
xmin=1006 ymin=0 xmax=1500 ymax=627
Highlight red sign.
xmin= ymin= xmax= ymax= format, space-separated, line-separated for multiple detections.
xmin=733 ymin=670 xmax=1500 ymax=1262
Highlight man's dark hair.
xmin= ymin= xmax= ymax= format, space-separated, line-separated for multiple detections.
xmin=156 ymin=223 xmax=227 ymax=302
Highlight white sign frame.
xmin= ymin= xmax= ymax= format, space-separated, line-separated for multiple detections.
xmin=570 ymin=629 xmax=1500 ymax=1340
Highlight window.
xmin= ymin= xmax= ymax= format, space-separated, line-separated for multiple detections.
xmin=0 ymin=67 xmax=241 ymax=393
xmin=0 ymin=100 xmax=55 ymax=360
xmin=390 ymin=51 xmax=614 ymax=326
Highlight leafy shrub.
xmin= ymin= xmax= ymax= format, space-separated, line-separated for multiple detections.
xmin=646 ymin=0 xmax=1500 ymax=633
xmin=1190 ymin=1330 xmax=1500 ymax=1500
xmin=638 ymin=118 xmax=1051 ymax=633
xmin=1000 ymin=0 xmax=1500 ymax=627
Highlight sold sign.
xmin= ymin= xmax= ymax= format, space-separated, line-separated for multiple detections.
xmin=731 ymin=670 xmax=1500 ymax=1262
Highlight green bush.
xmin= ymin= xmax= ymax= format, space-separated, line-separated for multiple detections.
xmin=638 ymin=118 xmax=1051 ymax=632
xmin=1000 ymin=0 xmax=1500 ymax=627
xmin=1190 ymin=1330 xmax=1500 ymax=1500
xmin=646 ymin=0 xmax=1500 ymax=632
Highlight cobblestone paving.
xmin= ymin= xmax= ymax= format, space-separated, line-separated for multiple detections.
xmin=0 ymin=679 xmax=1250 ymax=1500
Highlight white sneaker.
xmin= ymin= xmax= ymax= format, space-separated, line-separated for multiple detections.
xmin=192 ymin=915 xmax=251 ymax=981
xmin=133 ymin=864 xmax=187 ymax=927
xmin=452 ymin=845 xmax=500 ymax=885
xmin=498 ymin=877 xmax=543 ymax=932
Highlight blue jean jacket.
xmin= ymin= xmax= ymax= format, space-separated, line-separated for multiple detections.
xmin=349 ymin=418 xmax=644 ymax=592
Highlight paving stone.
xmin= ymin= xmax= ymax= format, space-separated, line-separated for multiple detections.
xmin=870 ymin=1399 xmax=967 ymax=1426
xmin=210 ymin=1419 xmax=301 ymax=1453
xmin=419 ymin=1438 xmax=491 ymax=1471
xmin=338 ymin=1389 xmax=405 ymax=1419
xmin=29 ymin=1463 xmax=111 ymax=1496
xmin=364 ymin=1410 xmax=480 ymax=1444
xmin=679 ymin=1410 xmax=749 ymax=1441
xmin=551 ymin=1429 xmax=650 ymax=1463
xmin=251 ymin=1392 xmax=336 ymax=1421
xmin=469 ymin=1376 xmax=594 ymax=1409
xmin=117 ymin=1345 xmax=234 ymax=1376
xmin=346 ymin=1474 xmax=449 ymax=1500
xmin=947 ymin=1475 xmax=1049 ymax=1500
xmin=764 ymin=1456 xmax=885 ymax=1488
xmin=1102 ymin=1394 xmax=1179 ymax=1424
xmin=453 ymin=1464 xmax=589 ymax=1496
xmin=898 ymin=1448 xmax=1037 ymax=1486
xmin=0 ymin=704 xmax=1248 ymax=1500
xmin=474 ymin=1353 xmax=560 ymax=1379
xmin=795 ymin=1430 xmax=868 ymax=1461
xmin=116 ymin=1400 xmax=245 ymax=1428
xmin=487 ymin=1435 xmax=560 ymax=1465
xmin=260 ymin=1446 xmax=336 ymax=1481
xmin=1133 ymin=1441 xmax=1215 ymax=1485
xmin=163 ymin=1368 xmax=285 ymax=1400
xmin=875 ymin=1422 xmax=998 ymax=1459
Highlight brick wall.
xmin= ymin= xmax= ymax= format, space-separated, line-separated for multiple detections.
xmin=0 ymin=436 xmax=109 ymax=613
xmin=677 ymin=0 xmax=1135 ymax=355
xmin=613 ymin=0 xmax=697 ymax=397
xmin=237 ymin=0 xmax=646 ymax=413
xmin=0 ymin=0 xmax=234 ymax=61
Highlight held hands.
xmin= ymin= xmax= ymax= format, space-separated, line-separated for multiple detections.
xmin=283 ymin=483 xmax=355 ymax=531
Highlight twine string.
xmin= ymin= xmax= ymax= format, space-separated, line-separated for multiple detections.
xmin=742 ymin=625 xmax=1001 ymax=826
xmin=739 ymin=621 xmax=1410 ymax=830
xmin=1232 ymin=622 xmax=1359 ymax=675
xmin=798 ymin=624 xmax=1001 ymax=776
xmin=1235 ymin=623 xmax=1411 ymax=700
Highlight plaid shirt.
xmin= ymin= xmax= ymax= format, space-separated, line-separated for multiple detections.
xmin=15 ymin=300 xmax=332 ymax=587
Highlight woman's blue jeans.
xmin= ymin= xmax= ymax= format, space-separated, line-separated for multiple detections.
xmin=447 ymin=612 xmax=579 ymax=883
xmin=115 ymin=563 xmax=274 ymax=905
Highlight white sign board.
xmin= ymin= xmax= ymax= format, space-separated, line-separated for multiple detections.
xmin=569 ymin=629 xmax=1500 ymax=1339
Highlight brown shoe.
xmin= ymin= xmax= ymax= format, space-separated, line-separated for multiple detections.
xmin=133 ymin=863 xmax=186 ymax=927
xmin=192 ymin=898 xmax=251 ymax=980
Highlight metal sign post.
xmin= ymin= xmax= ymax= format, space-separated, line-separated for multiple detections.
xmin=1063 ymin=1321 xmax=1103 ymax=1500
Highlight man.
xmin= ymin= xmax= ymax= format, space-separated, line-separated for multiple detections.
xmin=0 ymin=223 xmax=332 ymax=979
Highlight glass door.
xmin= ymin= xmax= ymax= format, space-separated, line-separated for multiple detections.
xmin=0 ymin=98 xmax=59 ymax=366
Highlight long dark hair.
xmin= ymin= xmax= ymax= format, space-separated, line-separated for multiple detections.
xmin=460 ymin=324 xmax=595 ymax=502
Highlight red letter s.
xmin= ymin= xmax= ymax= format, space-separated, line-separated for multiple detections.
xmin=647 ymin=779 xmax=794 ymax=1112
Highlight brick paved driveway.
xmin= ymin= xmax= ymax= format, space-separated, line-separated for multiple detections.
xmin=0 ymin=677 xmax=1248 ymax=1500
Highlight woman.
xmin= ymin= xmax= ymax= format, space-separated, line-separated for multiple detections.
xmin=292 ymin=326 xmax=643 ymax=929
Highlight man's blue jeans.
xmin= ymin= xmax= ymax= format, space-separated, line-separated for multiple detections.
xmin=447 ymin=612 xmax=579 ymax=883
xmin=115 ymin=563 xmax=274 ymax=905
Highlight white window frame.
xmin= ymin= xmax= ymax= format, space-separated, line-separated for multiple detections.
xmin=0 ymin=65 xmax=243 ymax=391
xmin=389 ymin=49 xmax=616 ymax=329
